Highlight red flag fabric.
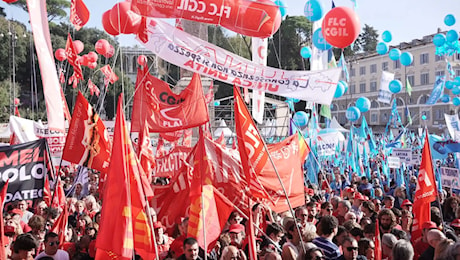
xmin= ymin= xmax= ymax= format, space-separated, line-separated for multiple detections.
xmin=183 ymin=129 xmax=192 ymax=147
xmin=131 ymin=68 xmax=209 ymax=133
xmin=65 ymin=34 xmax=83 ymax=79
xmin=62 ymin=92 xmax=112 ymax=174
xmin=70 ymin=0 xmax=90 ymax=31
xmin=205 ymin=81 xmax=214 ymax=104
xmin=51 ymin=178 xmax=66 ymax=210
xmin=88 ymin=79 xmax=100 ymax=97
xmin=43 ymin=175 xmax=51 ymax=207
xmin=374 ymin=220 xmax=382 ymax=260
xmin=60 ymin=87 xmax=72 ymax=122
xmin=100 ymin=65 xmax=119 ymax=84
xmin=50 ymin=204 xmax=68 ymax=248
xmin=412 ymin=133 xmax=437 ymax=241
xmin=96 ymin=96 xmax=155 ymax=260
xmin=137 ymin=121 xmax=155 ymax=191
xmin=0 ymin=180 xmax=9 ymax=260
xmin=247 ymin=199 xmax=258 ymax=260
xmin=137 ymin=17 xmax=149 ymax=43
xmin=153 ymin=146 xmax=192 ymax=178
xmin=215 ymin=131 xmax=226 ymax=147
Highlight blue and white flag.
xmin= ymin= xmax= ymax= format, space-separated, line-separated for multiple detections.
xmin=447 ymin=60 xmax=456 ymax=78
xmin=426 ymin=76 xmax=445 ymax=105
xmin=65 ymin=166 xmax=89 ymax=198
xmin=338 ymin=52 xmax=349 ymax=82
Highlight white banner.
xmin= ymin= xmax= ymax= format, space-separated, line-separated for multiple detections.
xmin=141 ymin=19 xmax=341 ymax=104
xmin=251 ymin=37 xmax=267 ymax=124
xmin=441 ymin=167 xmax=460 ymax=190
xmin=388 ymin=156 xmax=401 ymax=169
xmin=316 ymin=131 xmax=343 ymax=156
xmin=377 ymin=71 xmax=394 ymax=104
xmin=445 ymin=113 xmax=460 ymax=141
xmin=392 ymin=148 xmax=412 ymax=165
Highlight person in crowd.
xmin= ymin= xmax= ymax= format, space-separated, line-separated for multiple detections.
xmin=401 ymin=199 xmax=413 ymax=212
xmin=378 ymin=209 xmax=397 ymax=234
xmin=304 ymin=243 xmax=325 ymax=260
xmin=306 ymin=202 xmax=319 ymax=224
xmin=336 ymin=201 xmax=351 ymax=225
xmin=228 ymin=224 xmax=246 ymax=251
xmin=419 ymin=229 xmax=446 ymax=260
xmin=444 ymin=196 xmax=460 ymax=223
xmin=9 ymin=233 xmax=38 ymax=260
xmin=363 ymin=224 xmax=375 ymax=241
xmin=357 ymin=238 xmax=374 ymax=260
xmin=393 ymin=187 xmax=406 ymax=209
xmin=333 ymin=226 xmax=348 ymax=249
xmin=282 ymin=219 xmax=304 ymax=260
xmin=450 ymin=218 xmax=460 ymax=236
xmin=34 ymin=232 xmax=69 ymax=260
xmin=16 ymin=200 xmax=34 ymax=225
xmin=313 ymin=215 xmax=341 ymax=259
xmin=358 ymin=177 xmax=372 ymax=196
xmin=34 ymin=202 xmax=47 ymax=218
xmin=381 ymin=233 xmax=397 ymax=260
xmin=177 ymin=237 xmax=202 ymax=260
xmin=295 ymin=206 xmax=309 ymax=228
xmin=434 ymin=238 xmax=454 ymax=260
xmin=154 ymin=221 xmax=174 ymax=259
xmin=320 ymin=202 xmax=334 ymax=218
xmin=350 ymin=193 xmax=365 ymax=221
xmin=413 ymin=221 xmax=438 ymax=259
xmin=392 ymin=239 xmax=414 ymax=260
xmin=27 ymin=215 xmax=46 ymax=252
xmin=260 ymin=222 xmax=283 ymax=253
xmin=360 ymin=201 xmax=377 ymax=223
xmin=383 ymin=196 xmax=395 ymax=209
xmin=400 ymin=209 xmax=413 ymax=239
xmin=220 ymin=245 xmax=245 ymax=260
xmin=338 ymin=237 xmax=366 ymax=260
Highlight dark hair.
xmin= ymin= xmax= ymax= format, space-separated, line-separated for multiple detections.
xmin=321 ymin=202 xmax=332 ymax=210
xmin=361 ymin=201 xmax=375 ymax=213
xmin=318 ymin=216 xmax=338 ymax=236
xmin=391 ymin=208 xmax=401 ymax=218
xmin=36 ymin=257 xmax=54 ymax=260
xmin=363 ymin=223 xmax=375 ymax=234
xmin=183 ymin=237 xmax=198 ymax=248
xmin=358 ymin=238 xmax=374 ymax=256
xmin=350 ymin=227 xmax=364 ymax=238
xmin=306 ymin=201 xmax=316 ymax=208
xmin=391 ymin=228 xmax=408 ymax=240
xmin=44 ymin=232 xmax=58 ymax=242
xmin=378 ymin=209 xmax=396 ymax=227
xmin=431 ymin=207 xmax=442 ymax=227
xmin=13 ymin=233 xmax=38 ymax=253
xmin=266 ymin=223 xmax=283 ymax=237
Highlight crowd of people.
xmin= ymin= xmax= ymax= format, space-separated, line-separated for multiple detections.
xmin=3 ymin=158 xmax=460 ymax=260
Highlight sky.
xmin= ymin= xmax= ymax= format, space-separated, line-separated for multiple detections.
xmin=1 ymin=0 xmax=460 ymax=47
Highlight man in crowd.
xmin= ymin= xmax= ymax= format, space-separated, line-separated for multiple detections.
xmin=177 ymin=238 xmax=202 ymax=260
xmin=34 ymin=232 xmax=69 ymax=260
xmin=313 ymin=216 xmax=341 ymax=259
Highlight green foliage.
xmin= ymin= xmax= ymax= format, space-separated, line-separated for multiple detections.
xmin=267 ymin=16 xmax=313 ymax=70
xmin=354 ymin=24 xmax=379 ymax=54
xmin=0 ymin=80 xmax=12 ymax=122
xmin=12 ymin=0 xmax=70 ymax=22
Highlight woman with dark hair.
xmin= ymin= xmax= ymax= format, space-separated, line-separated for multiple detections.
xmin=360 ymin=201 xmax=377 ymax=222
xmin=443 ymin=196 xmax=459 ymax=223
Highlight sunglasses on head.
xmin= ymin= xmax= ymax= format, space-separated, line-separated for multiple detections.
xmin=347 ymin=247 xmax=358 ymax=252
xmin=48 ymin=241 xmax=59 ymax=246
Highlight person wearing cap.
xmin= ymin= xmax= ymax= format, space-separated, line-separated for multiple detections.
xmin=419 ymin=229 xmax=446 ymax=260
xmin=343 ymin=187 xmax=355 ymax=201
xmin=413 ymin=221 xmax=438 ymax=259
xmin=350 ymin=193 xmax=366 ymax=221
xmin=153 ymin=221 xmax=174 ymax=259
xmin=228 ymin=224 xmax=246 ymax=250
xmin=451 ymin=219 xmax=460 ymax=236
xmin=401 ymin=199 xmax=413 ymax=211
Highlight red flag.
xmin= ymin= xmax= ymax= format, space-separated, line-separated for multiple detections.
xmin=50 ymin=204 xmax=68 ymax=248
xmin=100 ymin=65 xmax=118 ymax=84
xmin=374 ymin=221 xmax=382 ymax=260
xmin=175 ymin=18 xmax=184 ymax=30
xmin=412 ymin=133 xmax=437 ymax=241
xmin=155 ymin=136 xmax=167 ymax=157
xmin=137 ymin=121 xmax=155 ymax=193
xmin=247 ymin=199 xmax=258 ymax=260
xmin=70 ymin=0 xmax=90 ymax=31
xmin=43 ymin=175 xmax=51 ymax=207
xmin=137 ymin=17 xmax=149 ymax=43
xmin=131 ymin=68 xmax=209 ymax=133
xmin=62 ymin=92 xmax=112 ymax=174
xmin=65 ymin=34 xmax=83 ymax=80
xmin=88 ymin=79 xmax=100 ymax=97
xmin=183 ymin=129 xmax=192 ymax=147
xmin=96 ymin=96 xmax=155 ymax=260
xmin=0 ymin=180 xmax=9 ymax=260
xmin=60 ymin=87 xmax=72 ymax=122
xmin=205 ymin=81 xmax=214 ymax=104
xmin=51 ymin=178 xmax=66 ymax=210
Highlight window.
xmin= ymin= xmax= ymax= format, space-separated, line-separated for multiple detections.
xmin=371 ymin=101 xmax=379 ymax=108
xmin=407 ymin=75 xmax=415 ymax=86
xmin=371 ymin=114 xmax=378 ymax=123
xmin=456 ymin=69 xmax=460 ymax=77
xmin=360 ymin=66 xmax=366 ymax=75
xmin=370 ymin=64 xmax=377 ymax=73
xmin=350 ymin=68 xmax=356 ymax=77
xmin=359 ymin=83 xmax=366 ymax=93
xmin=350 ymin=84 xmax=356 ymax=94
xmin=419 ymin=95 xmax=428 ymax=104
xmin=456 ymin=53 xmax=460 ymax=60
xmin=370 ymin=81 xmax=377 ymax=92
xmin=421 ymin=73 xmax=430 ymax=85
xmin=420 ymin=53 xmax=429 ymax=64
xmin=422 ymin=111 xmax=430 ymax=120
xmin=381 ymin=113 xmax=388 ymax=122
xmin=435 ymin=109 xmax=447 ymax=120
xmin=395 ymin=77 xmax=401 ymax=82
xmin=393 ymin=60 xmax=400 ymax=69
xmin=382 ymin=62 xmax=389 ymax=71
xmin=435 ymin=55 xmax=443 ymax=62
xmin=435 ymin=71 xmax=445 ymax=77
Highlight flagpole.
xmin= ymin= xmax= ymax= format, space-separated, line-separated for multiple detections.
xmin=201 ymin=189 xmax=207 ymax=260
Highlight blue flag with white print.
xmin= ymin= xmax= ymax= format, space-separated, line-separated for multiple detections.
xmin=426 ymin=76 xmax=445 ymax=105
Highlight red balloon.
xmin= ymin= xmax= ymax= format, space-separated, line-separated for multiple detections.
xmin=137 ymin=55 xmax=147 ymax=67
xmin=14 ymin=98 xmax=20 ymax=105
xmin=321 ymin=7 xmax=360 ymax=49
xmin=95 ymin=39 xmax=110 ymax=56
xmin=87 ymin=51 xmax=98 ymax=63
xmin=73 ymin=40 xmax=84 ymax=54
xmin=110 ymin=2 xmax=141 ymax=34
xmin=102 ymin=10 xmax=120 ymax=36
xmin=3 ymin=0 xmax=19 ymax=3
xmin=104 ymin=45 xmax=115 ymax=58
xmin=88 ymin=62 xmax=98 ymax=69
xmin=54 ymin=48 xmax=67 ymax=61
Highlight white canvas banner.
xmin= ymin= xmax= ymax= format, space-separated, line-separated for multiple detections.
xmin=251 ymin=37 xmax=267 ymax=124
xmin=445 ymin=113 xmax=460 ymax=141
xmin=441 ymin=167 xmax=460 ymax=190
xmin=316 ymin=131 xmax=343 ymax=156
xmin=388 ymin=156 xmax=401 ymax=169
xmin=392 ymin=148 xmax=412 ymax=165
xmin=141 ymin=19 xmax=341 ymax=104
xmin=377 ymin=71 xmax=394 ymax=104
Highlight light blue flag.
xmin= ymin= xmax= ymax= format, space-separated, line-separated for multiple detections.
xmin=338 ymin=52 xmax=350 ymax=82
xmin=363 ymin=145 xmax=370 ymax=179
xmin=404 ymin=169 xmax=412 ymax=200
xmin=426 ymin=76 xmax=445 ymax=105
xmin=395 ymin=168 xmax=404 ymax=188
xmin=447 ymin=60 xmax=456 ymax=78
xmin=350 ymin=0 xmax=358 ymax=8
xmin=66 ymin=166 xmax=89 ymax=198
xmin=435 ymin=167 xmax=443 ymax=195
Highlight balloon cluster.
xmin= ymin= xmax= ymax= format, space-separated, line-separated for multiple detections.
xmin=434 ymin=14 xmax=460 ymax=56
xmin=103 ymin=2 xmax=142 ymax=36
xmin=54 ymin=39 xmax=115 ymax=69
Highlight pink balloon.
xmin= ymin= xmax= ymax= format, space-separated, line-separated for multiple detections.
xmin=73 ymin=40 xmax=84 ymax=54
xmin=104 ymin=45 xmax=115 ymax=58
xmin=87 ymin=51 xmax=98 ymax=63
xmin=137 ymin=55 xmax=147 ymax=66
xmin=54 ymin=48 xmax=67 ymax=61
xmin=95 ymin=39 xmax=110 ymax=56
xmin=102 ymin=10 xmax=120 ymax=36
xmin=88 ymin=62 xmax=98 ymax=69
xmin=14 ymin=98 xmax=20 ymax=105
xmin=110 ymin=2 xmax=141 ymax=34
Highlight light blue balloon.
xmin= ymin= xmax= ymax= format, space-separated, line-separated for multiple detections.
xmin=376 ymin=42 xmax=388 ymax=55
xmin=334 ymin=81 xmax=345 ymax=98
xmin=293 ymin=111 xmax=309 ymax=127
xmin=214 ymin=100 xmax=220 ymax=106
xmin=312 ymin=28 xmax=332 ymax=50
xmin=441 ymin=94 xmax=451 ymax=103
xmin=346 ymin=106 xmax=361 ymax=122
xmin=389 ymin=48 xmax=401 ymax=61
xmin=445 ymin=14 xmax=456 ymax=26
xmin=422 ymin=115 xmax=427 ymax=120
xmin=446 ymin=30 xmax=459 ymax=43
xmin=275 ymin=0 xmax=287 ymax=17
xmin=400 ymin=52 xmax=413 ymax=66
xmin=454 ymin=97 xmax=460 ymax=106
xmin=446 ymin=81 xmax=455 ymax=89
xmin=454 ymin=76 xmax=460 ymax=86
xmin=433 ymin=34 xmax=446 ymax=47
xmin=452 ymin=87 xmax=460 ymax=95
xmin=304 ymin=0 xmax=323 ymax=22
xmin=300 ymin=46 xmax=312 ymax=58
xmin=342 ymin=81 xmax=349 ymax=93
xmin=292 ymin=98 xmax=300 ymax=103
xmin=389 ymin=80 xmax=402 ymax=93
xmin=356 ymin=97 xmax=371 ymax=113
xmin=382 ymin=31 xmax=392 ymax=43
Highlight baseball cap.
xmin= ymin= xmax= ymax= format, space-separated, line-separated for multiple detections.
xmin=228 ymin=224 xmax=245 ymax=233
xmin=422 ymin=221 xmax=437 ymax=230
xmin=451 ymin=219 xmax=460 ymax=229
xmin=354 ymin=193 xmax=367 ymax=201
xmin=401 ymin=199 xmax=413 ymax=207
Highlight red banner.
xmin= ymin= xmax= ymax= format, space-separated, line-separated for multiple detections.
xmin=100 ymin=65 xmax=119 ymax=84
xmin=131 ymin=68 xmax=209 ymax=133
xmin=154 ymin=146 xmax=192 ymax=177
xmin=131 ymin=0 xmax=281 ymax=38
xmin=70 ymin=0 xmax=90 ymax=31
xmin=62 ymin=92 xmax=111 ymax=174
xmin=65 ymin=34 xmax=83 ymax=80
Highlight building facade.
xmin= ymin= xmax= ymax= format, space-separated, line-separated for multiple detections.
xmin=331 ymin=32 xmax=460 ymax=135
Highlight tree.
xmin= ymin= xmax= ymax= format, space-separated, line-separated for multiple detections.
xmin=12 ymin=0 xmax=70 ymax=22
xmin=267 ymin=16 xmax=312 ymax=70
xmin=354 ymin=24 xmax=379 ymax=54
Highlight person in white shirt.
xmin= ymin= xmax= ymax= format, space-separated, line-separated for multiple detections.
xmin=34 ymin=232 xmax=69 ymax=260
